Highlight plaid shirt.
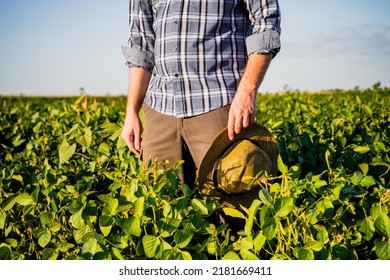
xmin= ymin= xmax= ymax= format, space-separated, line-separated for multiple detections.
xmin=122 ymin=0 xmax=281 ymax=118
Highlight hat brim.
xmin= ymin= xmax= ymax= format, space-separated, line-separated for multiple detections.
xmin=197 ymin=123 xmax=279 ymax=209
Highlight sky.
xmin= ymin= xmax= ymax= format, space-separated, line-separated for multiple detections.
xmin=0 ymin=0 xmax=389 ymax=96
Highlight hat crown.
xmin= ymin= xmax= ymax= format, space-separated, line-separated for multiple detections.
xmin=198 ymin=123 xmax=279 ymax=209
xmin=215 ymin=140 xmax=272 ymax=194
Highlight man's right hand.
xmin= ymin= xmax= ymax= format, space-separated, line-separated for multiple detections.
xmin=121 ymin=112 xmax=143 ymax=156
xmin=121 ymin=67 xmax=152 ymax=156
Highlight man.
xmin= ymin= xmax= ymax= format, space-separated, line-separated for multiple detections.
xmin=121 ymin=0 xmax=281 ymax=185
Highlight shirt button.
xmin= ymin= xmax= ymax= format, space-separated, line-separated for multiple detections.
xmin=173 ymin=47 xmax=177 ymax=52
xmin=174 ymin=73 xmax=179 ymax=77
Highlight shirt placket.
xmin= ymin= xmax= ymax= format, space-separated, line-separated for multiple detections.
xmin=171 ymin=0 xmax=184 ymax=117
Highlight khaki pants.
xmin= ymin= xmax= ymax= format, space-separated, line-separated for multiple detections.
xmin=141 ymin=104 xmax=230 ymax=185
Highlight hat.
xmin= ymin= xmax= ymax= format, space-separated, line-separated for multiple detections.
xmin=197 ymin=123 xmax=279 ymax=209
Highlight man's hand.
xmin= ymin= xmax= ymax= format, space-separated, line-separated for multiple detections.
xmin=228 ymin=53 xmax=273 ymax=140
xmin=121 ymin=66 xmax=152 ymax=155
xmin=228 ymin=90 xmax=256 ymax=140
xmin=121 ymin=111 xmax=142 ymax=156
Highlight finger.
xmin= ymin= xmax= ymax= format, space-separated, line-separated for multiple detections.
xmin=228 ymin=113 xmax=235 ymax=141
xmin=242 ymin=114 xmax=250 ymax=128
xmin=134 ymin=131 xmax=141 ymax=152
xmin=121 ymin=132 xmax=132 ymax=150
xmin=234 ymin=115 xmax=242 ymax=135
xmin=129 ymin=138 xmax=140 ymax=156
xmin=123 ymin=133 xmax=139 ymax=156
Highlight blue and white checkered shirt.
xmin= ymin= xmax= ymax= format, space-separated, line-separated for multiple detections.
xmin=122 ymin=0 xmax=281 ymax=118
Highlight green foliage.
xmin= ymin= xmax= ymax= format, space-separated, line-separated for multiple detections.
xmin=1 ymin=86 xmax=389 ymax=260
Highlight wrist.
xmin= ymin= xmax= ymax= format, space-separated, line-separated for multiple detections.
xmin=238 ymin=79 xmax=258 ymax=97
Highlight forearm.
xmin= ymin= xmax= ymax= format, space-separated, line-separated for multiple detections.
xmin=238 ymin=53 xmax=273 ymax=96
xmin=228 ymin=53 xmax=273 ymax=140
xmin=121 ymin=67 xmax=151 ymax=155
xmin=125 ymin=67 xmax=152 ymax=115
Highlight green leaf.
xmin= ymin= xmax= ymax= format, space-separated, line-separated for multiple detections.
xmin=11 ymin=174 xmax=23 ymax=182
xmin=69 ymin=208 xmax=85 ymax=229
xmin=359 ymin=163 xmax=369 ymax=176
xmin=3 ymin=197 xmax=17 ymax=211
xmin=73 ymin=226 xmax=92 ymax=244
xmin=64 ymin=123 xmax=79 ymax=136
xmin=353 ymin=145 xmax=371 ymax=154
xmin=240 ymin=249 xmax=259 ymax=260
xmin=38 ymin=229 xmax=51 ymax=248
xmin=253 ymin=231 xmax=267 ymax=254
xmin=122 ymin=216 xmax=142 ymax=237
xmin=325 ymin=150 xmax=331 ymax=171
xmin=222 ymin=251 xmax=241 ymax=260
xmin=155 ymin=241 xmax=173 ymax=260
xmin=361 ymin=104 xmax=373 ymax=115
xmin=59 ymin=141 xmax=76 ymax=163
xmin=99 ymin=215 xmax=115 ymax=237
xmin=175 ymin=249 xmax=192 ymax=260
xmin=58 ymin=243 xmax=75 ymax=253
xmin=332 ymin=244 xmax=357 ymax=260
xmin=0 ymin=246 xmax=11 ymax=260
xmin=360 ymin=176 xmax=376 ymax=187
xmin=177 ymin=198 xmax=190 ymax=216
xmin=374 ymin=213 xmax=390 ymax=238
xmin=14 ymin=193 xmax=34 ymax=206
xmin=258 ymin=189 xmax=273 ymax=206
xmin=143 ymin=235 xmax=160 ymax=258
xmin=190 ymin=212 xmax=203 ymax=229
xmin=316 ymin=198 xmax=334 ymax=219
xmin=262 ymin=217 xmax=278 ymax=240
xmin=370 ymin=204 xmax=382 ymax=219
xmin=277 ymin=155 xmax=288 ymax=174
xmin=305 ymin=241 xmax=323 ymax=252
xmin=160 ymin=249 xmax=178 ymax=260
xmin=102 ymin=122 xmax=121 ymax=131
xmin=98 ymin=143 xmax=110 ymax=155
xmin=274 ymin=197 xmax=294 ymax=218
xmin=12 ymin=135 xmax=25 ymax=147
xmin=375 ymin=240 xmax=390 ymax=260
xmin=357 ymin=218 xmax=375 ymax=241
xmin=241 ymin=236 xmax=254 ymax=250
xmin=244 ymin=201 xmax=261 ymax=236
xmin=39 ymin=212 xmax=54 ymax=228
xmin=306 ymin=209 xmax=319 ymax=225
xmin=248 ymin=199 xmax=262 ymax=216
xmin=191 ymin=198 xmax=208 ymax=215
xmin=316 ymin=228 xmax=329 ymax=244
xmin=82 ymin=127 xmax=93 ymax=148
xmin=102 ymin=198 xmax=118 ymax=216
xmin=174 ymin=228 xmax=194 ymax=249
xmin=294 ymin=248 xmax=314 ymax=260
xmin=112 ymin=247 xmax=125 ymax=260
xmin=0 ymin=213 xmax=6 ymax=230
xmin=133 ymin=197 xmax=145 ymax=217
xmin=222 ymin=207 xmax=246 ymax=220
xmin=351 ymin=171 xmax=363 ymax=185
xmin=244 ymin=217 xmax=254 ymax=236
xmin=180 ymin=183 xmax=193 ymax=197
xmin=111 ymin=233 xmax=129 ymax=250
xmin=42 ymin=248 xmax=59 ymax=260
xmin=99 ymin=215 xmax=115 ymax=227
xmin=157 ymin=217 xmax=181 ymax=238
xmin=82 ymin=238 xmax=98 ymax=260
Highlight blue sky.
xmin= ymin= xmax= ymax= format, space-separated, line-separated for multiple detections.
xmin=0 ymin=0 xmax=389 ymax=95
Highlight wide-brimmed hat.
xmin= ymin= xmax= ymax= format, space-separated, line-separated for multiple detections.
xmin=197 ymin=123 xmax=279 ymax=209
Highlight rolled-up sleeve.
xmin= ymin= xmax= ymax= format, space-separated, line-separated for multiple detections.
xmin=121 ymin=0 xmax=155 ymax=71
xmin=245 ymin=0 xmax=281 ymax=57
